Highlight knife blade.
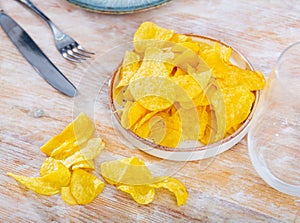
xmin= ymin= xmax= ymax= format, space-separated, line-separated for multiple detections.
xmin=0 ymin=10 xmax=77 ymax=97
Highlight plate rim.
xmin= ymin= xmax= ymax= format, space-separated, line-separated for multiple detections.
xmin=66 ymin=0 xmax=172 ymax=14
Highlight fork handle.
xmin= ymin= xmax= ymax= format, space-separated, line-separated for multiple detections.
xmin=15 ymin=0 xmax=65 ymax=40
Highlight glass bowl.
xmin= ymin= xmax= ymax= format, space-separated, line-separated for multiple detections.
xmin=108 ymin=35 xmax=261 ymax=161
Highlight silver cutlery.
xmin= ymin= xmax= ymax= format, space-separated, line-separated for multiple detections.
xmin=16 ymin=0 xmax=94 ymax=62
xmin=0 ymin=9 xmax=77 ymax=96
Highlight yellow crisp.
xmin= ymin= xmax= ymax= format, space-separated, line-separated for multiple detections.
xmin=60 ymin=138 xmax=105 ymax=168
xmin=61 ymin=186 xmax=77 ymax=205
xmin=71 ymin=159 xmax=95 ymax=171
xmin=100 ymin=157 xmax=154 ymax=185
xmin=121 ymin=101 xmax=148 ymax=129
xmin=100 ymin=156 xmax=188 ymax=206
xmin=40 ymin=112 xmax=94 ymax=157
xmin=133 ymin=21 xmax=174 ymax=52
xmin=70 ymin=169 xmax=105 ymax=205
xmin=150 ymin=177 xmax=188 ymax=206
xmin=117 ymin=185 xmax=155 ymax=205
xmin=8 ymin=161 xmax=70 ymax=196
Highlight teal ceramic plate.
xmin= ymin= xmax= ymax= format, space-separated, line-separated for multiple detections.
xmin=67 ymin=0 xmax=171 ymax=14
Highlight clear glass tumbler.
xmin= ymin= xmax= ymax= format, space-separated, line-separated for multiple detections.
xmin=248 ymin=42 xmax=300 ymax=197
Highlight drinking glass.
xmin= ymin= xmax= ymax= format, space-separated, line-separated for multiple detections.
xmin=248 ymin=42 xmax=300 ymax=197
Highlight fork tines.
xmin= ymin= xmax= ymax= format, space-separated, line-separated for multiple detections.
xmin=61 ymin=43 xmax=94 ymax=63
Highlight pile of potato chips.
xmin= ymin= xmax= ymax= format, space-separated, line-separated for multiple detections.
xmin=8 ymin=113 xmax=105 ymax=205
xmin=113 ymin=22 xmax=266 ymax=147
xmin=8 ymin=113 xmax=188 ymax=206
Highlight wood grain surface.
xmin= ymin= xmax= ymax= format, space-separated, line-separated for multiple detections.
xmin=0 ymin=0 xmax=299 ymax=222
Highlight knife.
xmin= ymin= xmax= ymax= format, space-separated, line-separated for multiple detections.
xmin=0 ymin=9 xmax=77 ymax=97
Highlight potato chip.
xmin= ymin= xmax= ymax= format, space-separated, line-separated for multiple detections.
xmin=8 ymin=161 xmax=70 ymax=196
xmin=172 ymin=67 xmax=186 ymax=77
xmin=150 ymin=177 xmax=188 ymax=206
xmin=101 ymin=156 xmax=188 ymax=206
xmin=170 ymin=33 xmax=192 ymax=43
xmin=133 ymin=21 xmax=174 ymax=53
xmin=61 ymin=186 xmax=77 ymax=205
xmin=61 ymin=138 xmax=105 ymax=168
xmin=100 ymin=157 xmax=154 ymax=185
xmin=40 ymin=113 xmax=94 ymax=157
xmin=117 ymin=185 xmax=155 ymax=205
xmin=199 ymin=106 xmax=219 ymax=145
xmin=40 ymin=157 xmax=60 ymax=177
xmin=211 ymin=86 xmax=255 ymax=132
xmin=116 ymin=51 xmax=141 ymax=90
xmin=172 ymin=74 xmax=205 ymax=101
xmin=71 ymin=159 xmax=95 ymax=171
xmin=178 ymin=42 xmax=200 ymax=54
xmin=130 ymin=47 xmax=174 ymax=82
xmin=172 ymin=49 xmax=199 ymax=70
xmin=70 ymin=169 xmax=104 ymax=205
xmin=178 ymin=106 xmax=207 ymax=141
xmin=129 ymin=76 xmax=176 ymax=111
xmin=150 ymin=112 xmax=182 ymax=148
xmin=199 ymin=43 xmax=266 ymax=91
xmin=121 ymin=101 xmax=148 ymax=129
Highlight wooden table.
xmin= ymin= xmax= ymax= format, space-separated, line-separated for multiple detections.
xmin=1 ymin=0 xmax=299 ymax=222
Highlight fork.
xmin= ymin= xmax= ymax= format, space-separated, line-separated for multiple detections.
xmin=16 ymin=0 xmax=94 ymax=62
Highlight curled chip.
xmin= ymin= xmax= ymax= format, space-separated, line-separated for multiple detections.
xmin=117 ymin=185 xmax=155 ymax=205
xmin=41 ymin=112 xmax=95 ymax=158
xmin=133 ymin=21 xmax=174 ymax=53
xmin=121 ymin=101 xmax=148 ymax=129
xmin=116 ymin=51 xmax=141 ymax=90
xmin=100 ymin=156 xmax=188 ymax=206
xmin=150 ymin=177 xmax=188 ymax=206
xmin=60 ymin=138 xmax=105 ymax=169
xmin=71 ymin=159 xmax=95 ymax=171
xmin=70 ymin=169 xmax=105 ymax=205
xmin=113 ymin=22 xmax=266 ymax=147
xmin=100 ymin=157 xmax=154 ymax=185
xmin=8 ymin=161 xmax=71 ymax=196
xmin=61 ymin=186 xmax=77 ymax=205
xmin=128 ymin=76 xmax=176 ymax=111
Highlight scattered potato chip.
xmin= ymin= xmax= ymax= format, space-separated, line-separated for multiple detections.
xmin=101 ymin=157 xmax=154 ymax=185
xmin=71 ymin=159 xmax=95 ymax=171
xmin=61 ymin=186 xmax=77 ymax=205
xmin=150 ymin=177 xmax=188 ymax=206
xmin=117 ymin=185 xmax=155 ymax=205
xmin=40 ymin=112 xmax=94 ymax=157
xmin=40 ymin=157 xmax=61 ymax=177
xmin=113 ymin=22 xmax=266 ymax=147
xmin=8 ymin=161 xmax=70 ymax=196
xmin=70 ymin=169 xmax=105 ymax=205
xmin=100 ymin=156 xmax=188 ymax=206
xmin=60 ymin=138 xmax=105 ymax=168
